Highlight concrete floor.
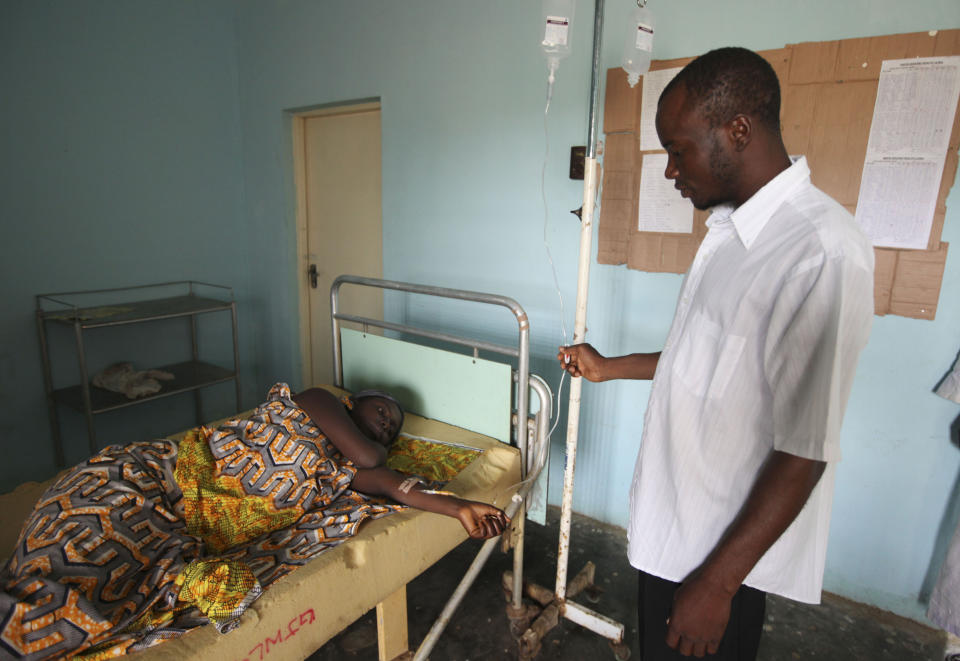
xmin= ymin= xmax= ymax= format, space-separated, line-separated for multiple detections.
xmin=308 ymin=506 xmax=947 ymax=661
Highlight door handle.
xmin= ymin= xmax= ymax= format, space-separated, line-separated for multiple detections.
xmin=308 ymin=264 xmax=318 ymax=289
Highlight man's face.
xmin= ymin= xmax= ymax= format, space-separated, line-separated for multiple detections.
xmin=655 ymin=84 xmax=738 ymax=210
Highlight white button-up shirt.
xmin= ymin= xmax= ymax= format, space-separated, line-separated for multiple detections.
xmin=627 ymin=157 xmax=874 ymax=603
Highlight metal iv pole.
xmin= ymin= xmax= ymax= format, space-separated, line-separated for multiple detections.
xmin=507 ymin=1 xmax=630 ymax=658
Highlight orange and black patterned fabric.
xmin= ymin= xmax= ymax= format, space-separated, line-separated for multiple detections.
xmin=0 ymin=440 xmax=196 ymax=659
xmin=0 ymin=384 xmax=408 ymax=659
xmin=175 ymin=384 xmax=405 ymax=590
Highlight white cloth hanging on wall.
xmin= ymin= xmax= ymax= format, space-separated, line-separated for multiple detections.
xmin=928 ymin=345 xmax=960 ymax=639
xmin=937 ymin=350 xmax=960 ymax=404
xmin=930 ymin=523 xmax=960 ymax=637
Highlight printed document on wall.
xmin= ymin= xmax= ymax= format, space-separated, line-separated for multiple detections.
xmin=640 ymin=67 xmax=682 ymax=152
xmin=638 ymin=153 xmax=693 ymax=233
xmin=855 ymin=56 xmax=960 ymax=249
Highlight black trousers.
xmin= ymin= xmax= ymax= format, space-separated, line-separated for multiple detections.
xmin=637 ymin=570 xmax=766 ymax=661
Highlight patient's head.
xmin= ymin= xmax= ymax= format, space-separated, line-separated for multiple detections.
xmin=351 ymin=390 xmax=404 ymax=447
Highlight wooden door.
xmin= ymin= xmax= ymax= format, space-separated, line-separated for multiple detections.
xmin=294 ymin=104 xmax=383 ymax=386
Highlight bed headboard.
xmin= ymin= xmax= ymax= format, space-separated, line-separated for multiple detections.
xmin=331 ymin=275 xmax=530 ymax=447
xmin=340 ymin=328 xmax=512 ymax=444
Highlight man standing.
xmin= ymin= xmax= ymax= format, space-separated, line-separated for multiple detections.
xmin=559 ymin=47 xmax=874 ymax=659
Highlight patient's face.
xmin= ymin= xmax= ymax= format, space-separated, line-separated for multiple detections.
xmin=353 ymin=396 xmax=403 ymax=447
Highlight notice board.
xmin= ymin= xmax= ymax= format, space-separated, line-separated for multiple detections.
xmin=600 ymin=30 xmax=960 ymax=320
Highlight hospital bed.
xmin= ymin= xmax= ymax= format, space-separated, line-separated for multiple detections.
xmin=0 ymin=275 xmax=552 ymax=661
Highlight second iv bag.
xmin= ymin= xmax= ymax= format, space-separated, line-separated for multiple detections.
xmin=541 ymin=0 xmax=575 ymax=82
xmin=622 ymin=3 xmax=654 ymax=87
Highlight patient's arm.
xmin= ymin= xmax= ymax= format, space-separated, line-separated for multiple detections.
xmin=292 ymin=388 xmax=387 ymax=468
xmin=351 ymin=466 xmax=510 ymax=540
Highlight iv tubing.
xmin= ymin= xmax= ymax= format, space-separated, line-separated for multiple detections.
xmin=541 ymin=41 xmax=571 ymax=445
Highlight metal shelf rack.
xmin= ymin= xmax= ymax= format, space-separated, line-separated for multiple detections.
xmin=36 ymin=281 xmax=241 ymax=466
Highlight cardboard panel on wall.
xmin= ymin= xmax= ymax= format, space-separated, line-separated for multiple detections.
xmin=781 ymin=84 xmax=818 ymax=155
xmin=837 ymin=32 xmax=939 ymax=81
xmin=599 ymin=29 xmax=960 ymax=320
xmin=626 ymin=234 xmax=663 ymax=271
xmin=602 ymin=169 xmax=634 ymax=201
xmin=935 ymin=29 xmax=960 ymax=57
xmin=604 ymin=132 xmax=637 ymax=170
xmin=888 ymin=243 xmax=949 ymax=320
xmin=789 ymin=40 xmax=840 ymax=84
xmin=598 ymin=198 xmax=633 ymax=265
xmin=598 ymin=132 xmax=637 ymax=265
xmin=603 ymin=68 xmax=639 ymax=133
xmin=805 ymin=81 xmax=876 ymax=206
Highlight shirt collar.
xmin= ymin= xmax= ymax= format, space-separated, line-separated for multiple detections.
xmin=711 ymin=156 xmax=810 ymax=249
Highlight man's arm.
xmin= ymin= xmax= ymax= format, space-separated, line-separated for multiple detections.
xmin=557 ymin=343 xmax=660 ymax=382
xmin=666 ymin=450 xmax=826 ymax=657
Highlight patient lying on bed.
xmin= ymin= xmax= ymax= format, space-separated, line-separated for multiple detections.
xmin=0 ymin=383 xmax=508 ymax=660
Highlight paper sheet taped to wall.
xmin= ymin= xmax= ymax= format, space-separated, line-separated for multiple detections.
xmin=640 ymin=67 xmax=682 ymax=151
xmin=638 ymin=153 xmax=694 ymax=233
xmin=855 ymin=56 xmax=960 ymax=249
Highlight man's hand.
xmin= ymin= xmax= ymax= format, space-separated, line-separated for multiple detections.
xmin=557 ymin=346 xmax=661 ymax=382
xmin=663 ymin=451 xmax=827 ymax=656
xmin=666 ymin=569 xmax=735 ymax=656
xmin=557 ymin=343 xmax=607 ymax=381
xmin=456 ymin=501 xmax=510 ymax=539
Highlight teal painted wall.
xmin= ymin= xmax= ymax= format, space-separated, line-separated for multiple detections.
xmin=0 ymin=1 xmax=256 ymax=476
xmin=2 ymin=0 xmax=959 ymax=626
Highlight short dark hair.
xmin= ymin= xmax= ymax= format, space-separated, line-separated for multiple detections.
xmin=661 ymin=47 xmax=782 ymax=133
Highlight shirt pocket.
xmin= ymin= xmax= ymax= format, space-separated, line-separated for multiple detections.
xmin=672 ymin=310 xmax=746 ymax=400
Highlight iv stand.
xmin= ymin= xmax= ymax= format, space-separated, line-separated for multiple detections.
xmin=506 ymin=1 xmax=630 ymax=658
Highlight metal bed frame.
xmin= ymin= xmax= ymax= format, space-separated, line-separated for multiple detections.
xmin=330 ymin=275 xmax=552 ymax=660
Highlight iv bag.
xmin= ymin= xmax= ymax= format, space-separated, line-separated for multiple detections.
xmin=541 ymin=0 xmax=575 ymax=75
xmin=621 ymin=4 xmax=654 ymax=87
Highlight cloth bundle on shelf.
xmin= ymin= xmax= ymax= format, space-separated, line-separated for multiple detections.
xmin=92 ymin=361 xmax=175 ymax=399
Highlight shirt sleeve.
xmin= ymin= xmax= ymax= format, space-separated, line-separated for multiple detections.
xmin=763 ymin=250 xmax=873 ymax=462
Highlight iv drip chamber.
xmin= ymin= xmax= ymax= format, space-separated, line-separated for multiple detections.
xmin=621 ymin=3 xmax=654 ymax=87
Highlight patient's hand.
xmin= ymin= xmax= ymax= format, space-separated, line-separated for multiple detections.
xmin=456 ymin=501 xmax=510 ymax=539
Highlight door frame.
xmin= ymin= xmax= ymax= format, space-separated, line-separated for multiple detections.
xmin=291 ymin=100 xmax=382 ymax=387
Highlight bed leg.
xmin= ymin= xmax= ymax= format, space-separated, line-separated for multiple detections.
xmin=376 ymin=584 xmax=409 ymax=661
